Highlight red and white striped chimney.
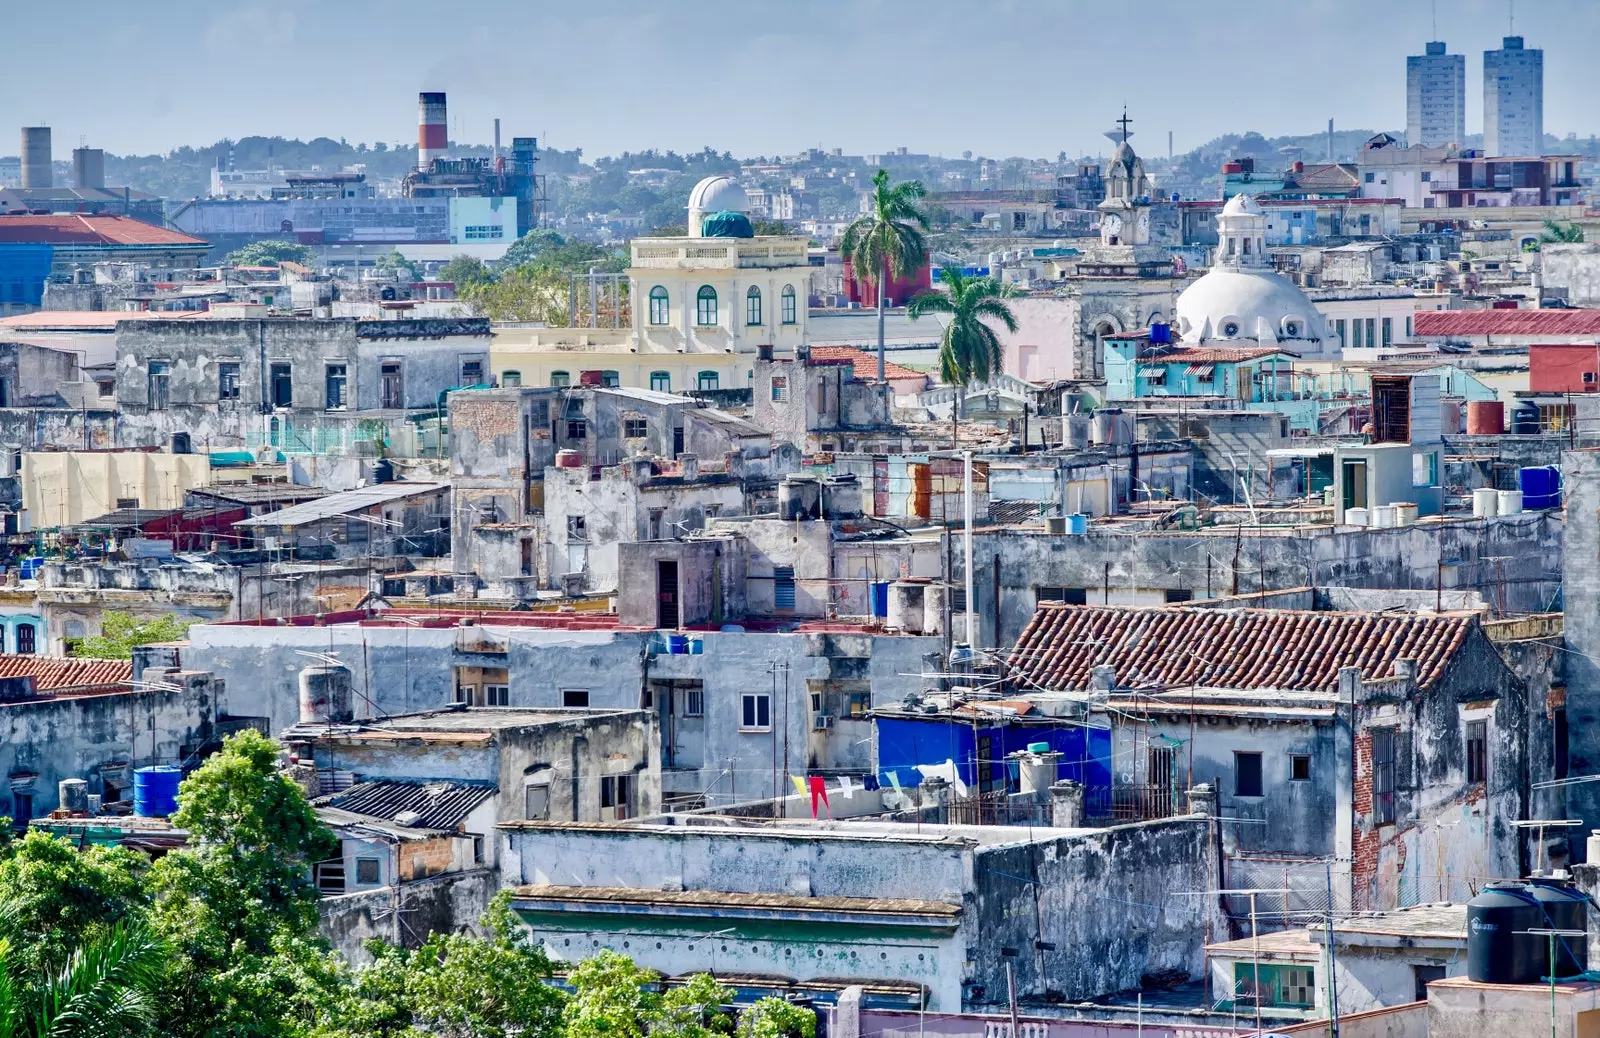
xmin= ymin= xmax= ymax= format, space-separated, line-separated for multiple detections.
xmin=418 ymin=92 xmax=447 ymax=171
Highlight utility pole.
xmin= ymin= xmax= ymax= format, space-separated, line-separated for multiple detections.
xmin=1005 ymin=958 xmax=1020 ymax=1038
xmin=963 ymin=450 xmax=976 ymax=650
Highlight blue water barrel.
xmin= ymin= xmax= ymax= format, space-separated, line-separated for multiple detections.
xmin=666 ymin=634 xmax=688 ymax=655
xmin=1519 ymin=465 xmax=1561 ymax=509
xmin=132 ymin=766 xmax=181 ymax=818
xmin=18 ymin=557 xmax=41 ymax=580
xmin=871 ymin=581 xmax=891 ymax=617
xmin=1067 ymin=513 xmax=1089 ymax=535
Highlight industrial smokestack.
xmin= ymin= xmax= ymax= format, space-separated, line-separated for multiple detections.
xmin=418 ymin=92 xmax=447 ymax=172
xmin=20 ymin=127 xmax=51 ymax=190
xmin=72 ymin=147 xmax=105 ymax=190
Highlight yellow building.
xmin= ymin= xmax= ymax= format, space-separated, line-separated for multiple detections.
xmin=22 ymin=451 xmax=212 ymax=530
xmin=490 ymin=176 xmax=812 ymax=393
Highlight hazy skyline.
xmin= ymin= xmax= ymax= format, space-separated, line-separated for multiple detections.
xmin=8 ymin=0 xmax=1600 ymax=161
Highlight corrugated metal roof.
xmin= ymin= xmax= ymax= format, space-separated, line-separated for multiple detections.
xmin=1153 ymin=347 xmax=1300 ymax=364
xmin=1008 ymin=605 xmax=1476 ymax=694
xmin=1414 ymin=309 xmax=1600 ymax=337
xmin=0 ymin=655 xmax=132 ymax=692
xmin=0 ymin=214 xmax=207 ymax=248
xmin=234 ymin=481 xmax=448 ymax=528
xmin=316 ymin=779 xmax=494 ymax=831
xmin=189 ymin=483 xmax=330 ymax=506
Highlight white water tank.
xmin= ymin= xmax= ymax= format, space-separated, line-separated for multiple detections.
xmin=1394 ymin=502 xmax=1419 ymax=526
xmin=1472 ymin=488 xmax=1500 ymax=518
xmin=1371 ymin=505 xmax=1397 ymax=528
xmin=1343 ymin=507 xmax=1369 ymax=527
xmin=1498 ymin=490 xmax=1523 ymax=516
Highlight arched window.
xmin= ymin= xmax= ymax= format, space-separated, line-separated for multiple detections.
xmin=550 ymin=371 xmax=571 ymax=388
xmin=648 ymin=286 xmax=669 ymax=325
xmin=696 ymin=286 xmax=718 ymax=326
xmin=745 ymin=286 xmax=762 ymax=326
xmin=501 ymin=370 xmax=521 ymax=388
xmin=781 ymin=285 xmax=797 ymax=324
xmin=649 ymin=371 xmax=671 ymax=392
xmin=698 ymin=371 xmax=720 ymax=391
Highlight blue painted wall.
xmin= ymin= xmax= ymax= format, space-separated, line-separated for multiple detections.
xmin=0 ymin=245 xmax=53 ymax=309
xmin=874 ymin=714 xmax=1111 ymax=795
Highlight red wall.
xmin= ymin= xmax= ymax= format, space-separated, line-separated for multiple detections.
xmin=842 ymin=256 xmax=932 ymax=307
xmin=1529 ymin=343 xmax=1600 ymax=393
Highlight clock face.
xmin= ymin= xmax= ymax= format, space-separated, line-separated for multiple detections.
xmin=1103 ymin=214 xmax=1123 ymax=236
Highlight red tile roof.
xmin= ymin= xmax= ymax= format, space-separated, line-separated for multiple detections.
xmin=0 ymin=654 xmax=132 ymax=693
xmin=0 ymin=214 xmax=206 ymax=248
xmin=1008 ymin=605 xmax=1475 ymax=693
xmin=809 ymin=346 xmax=928 ymax=382
xmin=1153 ymin=347 xmax=1301 ymax=364
xmin=1413 ymin=309 xmax=1600 ymax=337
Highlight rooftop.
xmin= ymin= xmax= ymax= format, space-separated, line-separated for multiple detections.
xmin=233 ymin=481 xmax=448 ymax=528
xmin=1008 ymin=605 xmax=1475 ymax=694
xmin=297 ymin=706 xmax=646 ymax=743
xmin=188 ymin=482 xmax=330 ymax=506
xmin=0 ymin=214 xmax=207 ymax=248
xmin=0 ymin=654 xmax=133 ymax=697
xmin=315 ymin=778 xmax=495 ymax=832
xmin=807 ymin=345 xmax=927 ymax=381
xmin=511 ymin=884 xmax=963 ymax=921
xmin=1145 ymin=346 xmax=1302 ymax=364
xmin=1414 ymin=309 xmax=1600 ymax=337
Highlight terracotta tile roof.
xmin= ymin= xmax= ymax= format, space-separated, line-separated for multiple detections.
xmin=0 ymin=654 xmax=132 ymax=692
xmin=0 ymin=214 xmax=206 ymax=248
xmin=1413 ymin=309 xmax=1600 ymax=337
xmin=1150 ymin=346 xmax=1300 ymax=364
xmin=1008 ymin=605 xmax=1475 ymax=693
xmin=0 ymin=311 xmax=174 ymax=330
xmin=808 ymin=345 xmax=928 ymax=382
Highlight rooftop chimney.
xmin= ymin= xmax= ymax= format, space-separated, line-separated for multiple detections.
xmin=20 ymin=127 xmax=51 ymax=190
xmin=418 ymin=92 xmax=447 ymax=172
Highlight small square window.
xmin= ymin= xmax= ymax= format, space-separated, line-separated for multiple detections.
xmin=741 ymin=693 xmax=771 ymax=730
xmin=355 ymin=858 xmax=381 ymax=885
xmin=624 ymin=418 xmax=648 ymax=438
xmin=562 ymin=688 xmax=590 ymax=708
xmin=1291 ymin=754 xmax=1311 ymax=781
xmin=682 ymin=688 xmax=705 ymax=717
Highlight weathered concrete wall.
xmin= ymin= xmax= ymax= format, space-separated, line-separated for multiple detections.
xmin=972 ymin=817 xmax=1217 ymax=1004
xmin=1540 ymin=243 xmax=1600 ymax=307
xmin=0 ymin=681 xmax=219 ymax=819
xmin=1137 ymin=410 xmax=1289 ymax=506
xmin=964 ymin=512 xmax=1562 ymax=650
xmin=1560 ymin=449 xmax=1600 ymax=851
xmin=318 ymin=867 xmax=495 ymax=965
xmin=616 ymin=537 xmax=748 ymax=627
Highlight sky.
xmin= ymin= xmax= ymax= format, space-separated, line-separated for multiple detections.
xmin=7 ymin=0 xmax=1600 ymax=160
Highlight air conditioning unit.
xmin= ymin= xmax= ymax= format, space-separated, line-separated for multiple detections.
xmin=813 ymin=714 xmax=835 ymax=731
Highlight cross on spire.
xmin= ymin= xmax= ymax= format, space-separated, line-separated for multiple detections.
xmin=1116 ymin=107 xmax=1133 ymax=143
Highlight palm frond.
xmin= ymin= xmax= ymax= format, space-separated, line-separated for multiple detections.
xmin=34 ymin=923 xmax=165 ymax=1038
xmin=973 ymin=297 xmax=1020 ymax=333
xmin=906 ymin=291 xmax=954 ymax=319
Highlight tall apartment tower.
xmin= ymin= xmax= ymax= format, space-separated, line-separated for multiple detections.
xmin=1406 ymin=41 xmax=1465 ymax=147
xmin=1483 ymin=36 xmax=1543 ymax=156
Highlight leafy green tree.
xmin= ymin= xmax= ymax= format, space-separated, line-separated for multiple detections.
xmin=563 ymin=950 xmax=660 ymax=1038
xmin=224 ymin=241 xmax=316 ymax=269
xmin=71 ymin=612 xmax=192 ymax=660
xmin=735 ymin=997 xmax=816 ymax=1038
xmin=147 ymin=730 xmax=338 ymax=1038
xmin=1539 ymin=219 xmax=1585 ymax=246
xmin=907 ymin=268 xmax=1019 ymax=445
xmin=438 ymin=255 xmax=494 ymax=289
xmin=840 ymin=170 xmax=930 ymax=382
xmin=459 ymin=266 xmax=572 ymax=324
xmin=324 ymin=893 xmax=565 ymax=1038
xmin=0 ymin=919 xmax=168 ymax=1038
xmin=372 ymin=251 xmax=418 ymax=281
xmin=500 ymin=229 xmax=569 ymax=269
xmin=749 ymin=220 xmax=793 ymax=237
xmin=654 ymin=973 xmax=733 ymax=1038
xmin=0 ymin=832 xmax=147 ymax=974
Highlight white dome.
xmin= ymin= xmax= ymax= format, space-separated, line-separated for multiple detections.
xmin=1221 ymin=192 xmax=1264 ymax=218
xmin=1174 ymin=267 xmax=1327 ymax=346
xmin=687 ymin=175 xmax=749 ymax=215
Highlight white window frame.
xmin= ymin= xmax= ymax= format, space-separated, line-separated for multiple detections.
xmin=741 ymin=693 xmax=771 ymax=731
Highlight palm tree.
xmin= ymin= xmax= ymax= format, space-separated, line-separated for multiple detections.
xmin=0 ymin=921 xmax=167 ymax=1038
xmin=1539 ymin=219 xmax=1585 ymax=246
xmin=907 ymin=268 xmax=1019 ymax=445
xmin=840 ymin=170 xmax=930 ymax=382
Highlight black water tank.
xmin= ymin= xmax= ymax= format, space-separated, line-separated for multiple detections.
xmin=1511 ymin=402 xmax=1541 ymax=435
xmin=1528 ymin=876 xmax=1592 ymax=978
xmin=372 ymin=459 xmax=394 ymax=484
xmin=1467 ymin=881 xmax=1544 ymax=983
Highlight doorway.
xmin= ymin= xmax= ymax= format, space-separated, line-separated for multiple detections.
xmin=656 ymin=561 xmax=680 ymax=628
xmin=1341 ymin=459 xmax=1368 ymax=512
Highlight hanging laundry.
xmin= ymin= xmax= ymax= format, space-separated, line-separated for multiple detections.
xmin=791 ymin=775 xmax=808 ymax=799
xmin=915 ymin=759 xmax=969 ymax=797
xmin=885 ymin=771 xmax=902 ymax=793
xmin=808 ymin=775 xmax=830 ymax=818
xmin=837 ymin=775 xmax=856 ymax=800
xmin=862 ymin=775 xmax=880 ymax=792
